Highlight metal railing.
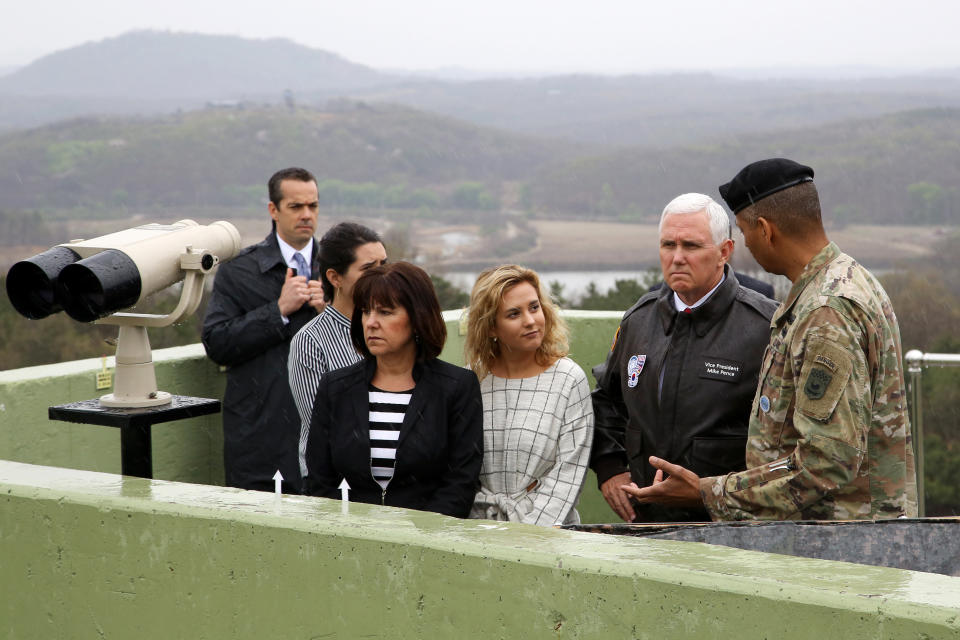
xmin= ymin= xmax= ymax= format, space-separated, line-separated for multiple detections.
xmin=904 ymin=350 xmax=960 ymax=517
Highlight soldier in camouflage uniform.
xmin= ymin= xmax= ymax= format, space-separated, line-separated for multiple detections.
xmin=622 ymin=158 xmax=918 ymax=520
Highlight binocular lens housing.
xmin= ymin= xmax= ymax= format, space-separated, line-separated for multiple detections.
xmin=57 ymin=250 xmax=142 ymax=322
xmin=5 ymin=246 xmax=81 ymax=319
xmin=7 ymin=219 xmax=241 ymax=323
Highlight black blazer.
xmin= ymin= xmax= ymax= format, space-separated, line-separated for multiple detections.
xmin=304 ymin=357 xmax=483 ymax=517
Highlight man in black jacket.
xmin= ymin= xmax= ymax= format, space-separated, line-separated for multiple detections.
xmin=202 ymin=167 xmax=324 ymax=493
xmin=591 ymin=193 xmax=777 ymax=522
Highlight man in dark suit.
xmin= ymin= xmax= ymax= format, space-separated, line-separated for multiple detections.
xmin=202 ymin=167 xmax=324 ymax=493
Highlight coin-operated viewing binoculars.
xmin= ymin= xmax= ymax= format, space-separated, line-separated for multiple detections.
xmin=6 ymin=219 xmax=241 ymax=408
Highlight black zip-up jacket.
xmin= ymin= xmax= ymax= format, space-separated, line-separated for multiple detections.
xmin=304 ymin=357 xmax=483 ymax=517
xmin=202 ymin=231 xmax=319 ymax=493
xmin=590 ymin=268 xmax=777 ymax=522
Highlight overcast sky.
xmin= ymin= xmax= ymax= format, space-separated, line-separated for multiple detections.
xmin=2 ymin=0 xmax=958 ymax=74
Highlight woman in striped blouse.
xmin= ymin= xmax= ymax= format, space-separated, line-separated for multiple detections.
xmin=288 ymin=222 xmax=387 ymax=480
xmin=304 ymin=262 xmax=483 ymax=517
xmin=465 ymin=265 xmax=594 ymax=526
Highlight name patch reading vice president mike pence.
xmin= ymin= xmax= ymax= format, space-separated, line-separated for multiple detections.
xmin=699 ymin=356 xmax=742 ymax=383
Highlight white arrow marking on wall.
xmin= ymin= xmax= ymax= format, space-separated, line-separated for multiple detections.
xmin=339 ymin=478 xmax=351 ymax=514
xmin=273 ymin=470 xmax=283 ymax=497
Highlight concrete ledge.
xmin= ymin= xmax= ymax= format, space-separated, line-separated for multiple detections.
xmin=0 ymin=343 xmax=209 ymax=383
xmin=0 ymin=343 xmax=225 ymax=484
xmin=2 ymin=460 xmax=959 ymax=639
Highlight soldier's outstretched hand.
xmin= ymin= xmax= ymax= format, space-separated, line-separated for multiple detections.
xmin=621 ymin=456 xmax=703 ymax=508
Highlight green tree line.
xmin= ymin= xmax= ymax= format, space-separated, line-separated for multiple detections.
xmin=1 ymin=106 xmax=958 ymax=227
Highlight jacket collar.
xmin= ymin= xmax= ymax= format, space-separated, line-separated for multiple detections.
xmin=773 ymin=241 xmax=840 ymax=327
xmin=657 ymin=264 xmax=740 ymax=338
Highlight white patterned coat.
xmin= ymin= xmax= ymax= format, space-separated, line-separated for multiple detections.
xmin=470 ymin=357 xmax=594 ymax=526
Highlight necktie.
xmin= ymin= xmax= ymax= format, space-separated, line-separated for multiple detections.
xmin=683 ymin=307 xmax=693 ymax=314
xmin=292 ymin=252 xmax=310 ymax=279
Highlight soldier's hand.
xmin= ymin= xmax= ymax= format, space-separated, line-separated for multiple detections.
xmin=306 ymin=279 xmax=326 ymax=313
xmin=278 ymin=268 xmax=310 ymax=317
xmin=600 ymin=471 xmax=635 ymax=522
xmin=621 ymin=457 xmax=703 ymax=508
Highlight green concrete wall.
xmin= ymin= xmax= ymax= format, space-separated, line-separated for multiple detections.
xmin=2 ymin=460 xmax=959 ymax=639
xmin=0 ymin=344 xmax=226 ymax=485
xmin=0 ymin=311 xmax=623 ymax=522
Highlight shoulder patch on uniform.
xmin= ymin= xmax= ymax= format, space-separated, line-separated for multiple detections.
xmin=797 ymin=338 xmax=853 ymax=422
xmin=814 ymin=354 xmax=837 ymax=372
xmin=803 ymin=367 xmax=832 ymax=400
xmin=626 ymin=354 xmax=645 ymax=388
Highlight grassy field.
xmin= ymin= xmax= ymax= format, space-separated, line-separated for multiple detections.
xmin=435 ymin=220 xmax=952 ymax=271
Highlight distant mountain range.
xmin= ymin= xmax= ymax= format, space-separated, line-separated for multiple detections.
xmin=346 ymin=73 xmax=960 ymax=146
xmin=0 ymin=30 xmax=389 ymax=98
xmin=3 ymin=30 xmax=960 ymax=148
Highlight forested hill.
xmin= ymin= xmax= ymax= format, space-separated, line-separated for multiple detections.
xmin=0 ymin=30 xmax=390 ymax=98
xmin=0 ymin=103 xmax=582 ymax=213
xmin=526 ymin=107 xmax=960 ymax=225
xmin=0 ymin=102 xmax=956 ymax=226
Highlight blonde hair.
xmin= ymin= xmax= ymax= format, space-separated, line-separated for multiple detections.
xmin=464 ymin=264 xmax=569 ymax=380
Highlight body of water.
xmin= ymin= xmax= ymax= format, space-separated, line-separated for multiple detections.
xmin=445 ymin=270 xmax=650 ymax=300
xmin=445 ymin=268 xmax=789 ymax=303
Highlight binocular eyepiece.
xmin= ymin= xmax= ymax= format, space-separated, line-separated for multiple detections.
xmin=6 ymin=220 xmax=240 ymax=322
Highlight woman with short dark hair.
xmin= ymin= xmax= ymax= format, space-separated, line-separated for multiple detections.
xmin=304 ymin=262 xmax=483 ymax=517
xmin=288 ymin=222 xmax=386 ymax=480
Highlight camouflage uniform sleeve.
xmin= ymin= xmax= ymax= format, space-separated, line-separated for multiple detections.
xmin=701 ymin=305 xmax=870 ymax=520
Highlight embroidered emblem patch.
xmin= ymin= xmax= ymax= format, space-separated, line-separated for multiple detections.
xmin=814 ymin=354 xmax=837 ymax=372
xmin=627 ymin=354 xmax=645 ymax=388
xmin=759 ymin=395 xmax=771 ymax=413
xmin=804 ymin=367 xmax=833 ymax=400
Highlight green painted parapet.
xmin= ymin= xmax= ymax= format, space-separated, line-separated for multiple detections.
xmin=0 ymin=344 xmax=226 ymax=485
xmin=0 ymin=310 xmax=624 ymax=522
xmin=2 ymin=460 xmax=958 ymax=639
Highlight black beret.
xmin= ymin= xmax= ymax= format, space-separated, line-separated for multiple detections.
xmin=718 ymin=158 xmax=814 ymax=214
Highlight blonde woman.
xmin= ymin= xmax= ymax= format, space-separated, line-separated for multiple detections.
xmin=465 ymin=265 xmax=593 ymax=526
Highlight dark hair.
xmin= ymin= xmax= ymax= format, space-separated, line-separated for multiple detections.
xmin=350 ymin=262 xmax=447 ymax=362
xmin=268 ymin=167 xmax=317 ymax=207
xmin=740 ymin=181 xmax=822 ymax=235
xmin=319 ymin=222 xmax=383 ymax=302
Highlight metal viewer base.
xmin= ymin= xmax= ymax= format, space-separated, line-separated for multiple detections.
xmin=48 ymin=395 xmax=221 ymax=479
